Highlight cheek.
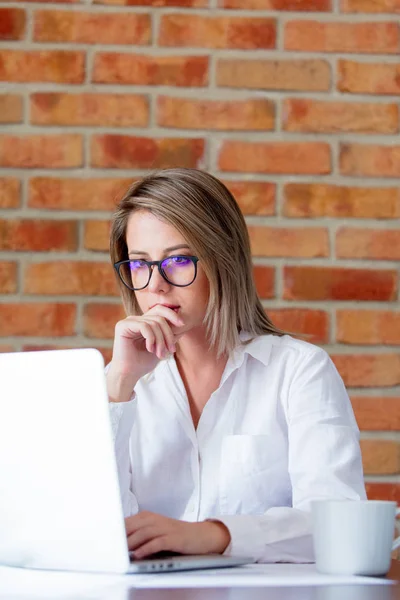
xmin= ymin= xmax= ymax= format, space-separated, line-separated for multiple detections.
xmin=192 ymin=271 xmax=210 ymax=308
xmin=134 ymin=292 xmax=146 ymax=313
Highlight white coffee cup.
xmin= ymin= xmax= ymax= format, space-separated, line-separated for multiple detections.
xmin=311 ymin=500 xmax=400 ymax=576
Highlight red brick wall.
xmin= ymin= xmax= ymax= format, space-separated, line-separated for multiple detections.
xmin=1 ymin=0 xmax=400 ymax=498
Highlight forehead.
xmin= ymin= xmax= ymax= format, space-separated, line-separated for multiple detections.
xmin=126 ymin=210 xmax=188 ymax=251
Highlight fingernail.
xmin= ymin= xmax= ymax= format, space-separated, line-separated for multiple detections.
xmin=171 ymin=344 xmax=176 ymax=353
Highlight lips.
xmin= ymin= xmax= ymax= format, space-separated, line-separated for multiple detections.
xmin=151 ymin=303 xmax=180 ymax=312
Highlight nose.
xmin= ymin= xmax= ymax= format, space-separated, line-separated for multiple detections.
xmin=147 ymin=265 xmax=170 ymax=294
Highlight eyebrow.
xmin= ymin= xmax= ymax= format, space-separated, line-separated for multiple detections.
xmin=128 ymin=244 xmax=191 ymax=257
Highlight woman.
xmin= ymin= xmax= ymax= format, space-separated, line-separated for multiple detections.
xmin=107 ymin=168 xmax=366 ymax=563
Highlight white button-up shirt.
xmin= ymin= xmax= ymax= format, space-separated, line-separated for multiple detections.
xmin=109 ymin=333 xmax=366 ymax=563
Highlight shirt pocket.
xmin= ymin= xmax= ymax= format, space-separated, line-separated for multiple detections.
xmin=219 ymin=434 xmax=287 ymax=515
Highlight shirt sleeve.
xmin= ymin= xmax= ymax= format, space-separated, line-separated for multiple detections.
xmin=215 ymin=348 xmax=367 ymax=563
xmin=105 ymin=362 xmax=139 ymax=518
xmin=109 ymin=400 xmax=139 ymax=517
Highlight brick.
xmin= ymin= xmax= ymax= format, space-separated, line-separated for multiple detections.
xmin=283 ymin=184 xmax=400 ymax=219
xmin=338 ymin=60 xmax=400 ymax=95
xmin=267 ymin=309 xmax=329 ymax=343
xmin=0 ymin=8 xmax=26 ymax=40
xmin=0 ymin=135 xmax=83 ymax=168
xmin=34 ymin=10 xmax=150 ymax=44
xmin=0 ymin=50 xmax=84 ymax=83
xmin=249 ymin=226 xmax=329 ymax=258
xmin=0 ymin=262 xmax=17 ymax=294
xmin=253 ymin=266 xmax=275 ymax=299
xmin=31 ymin=93 xmax=149 ymax=127
xmin=29 ymin=177 xmax=131 ymax=211
xmin=0 ymin=0 xmax=79 ymax=3
xmin=0 ymin=345 xmax=14 ymax=353
xmin=283 ymin=99 xmax=398 ymax=134
xmin=368 ymin=485 xmax=400 ymax=509
xmin=285 ymin=21 xmax=399 ymax=54
xmin=221 ymin=0 xmax=331 ymax=8
xmin=0 ymin=95 xmax=23 ymax=123
xmin=0 ymin=219 xmax=77 ymax=252
xmin=283 ymin=266 xmax=397 ymax=301
xmin=217 ymin=59 xmax=330 ymax=92
xmin=337 ymin=228 xmax=400 ymax=260
xmin=361 ymin=440 xmax=400 ymax=475
xmin=337 ymin=310 xmax=400 ymax=345
xmin=97 ymin=347 xmax=113 ymax=364
xmin=23 ymin=344 xmax=73 ymax=352
xmin=340 ymin=143 xmax=400 ymax=178
xmin=332 ymin=353 xmax=400 ymax=387
xmin=157 ymin=97 xmax=274 ymax=131
xmin=24 ymin=262 xmax=119 ymax=296
xmin=93 ymin=54 xmax=208 ymax=87
xmin=94 ymin=0 xmax=206 ymax=5
xmin=83 ymin=303 xmax=125 ymax=338
xmin=366 ymin=483 xmax=400 ymax=503
xmin=223 ymin=181 xmax=275 ymax=216
xmin=352 ymin=396 xmax=400 ymax=431
xmin=84 ymin=220 xmax=110 ymax=251
xmin=0 ymin=303 xmax=76 ymax=336
xmin=341 ymin=0 xmax=400 ymax=12
xmin=218 ymin=141 xmax=331 ymax=174
xmin=91 ymin=136 xmax=204 ymax=169
xmin=159 ymin=15 xmax=276 ymax=49
xmin=0 ymin=178 xmax=20 ymax=208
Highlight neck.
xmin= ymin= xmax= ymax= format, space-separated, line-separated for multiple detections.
xmin=174 ymin=326 xmax=227 ymax=377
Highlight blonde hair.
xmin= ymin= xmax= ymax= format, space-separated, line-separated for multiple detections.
xmin=110 ymin=168 xmax=285 ymax=357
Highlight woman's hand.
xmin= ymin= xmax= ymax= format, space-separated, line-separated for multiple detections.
xmin=106 ymin=306 xmax=184 ymax=403
xmin=125 ymin=511 xmax=231 ymax=559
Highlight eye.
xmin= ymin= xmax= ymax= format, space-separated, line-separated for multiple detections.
xmin=170 ymin=256 xmax=190 ymax=264
xmin=129 ymin=260 xmax=147 ymax=270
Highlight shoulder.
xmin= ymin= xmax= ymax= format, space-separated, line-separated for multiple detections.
xmin=245 ymin=333 xmax=339 ymax=388
xmin=246 ymin=333 xmax=328 ymax=370
xmin=268 ymin=336 xmax=345 ymax=401
xmin=272 ymin=334 xmax=328 ymax=364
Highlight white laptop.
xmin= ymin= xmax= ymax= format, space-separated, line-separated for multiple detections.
xmin=0 ymin=348 xmax=253 ymax=574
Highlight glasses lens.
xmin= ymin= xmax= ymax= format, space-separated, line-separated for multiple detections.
xmin=119 ymin=260 xmax=150 ymax=290
xmin=161 ymin=256 xmax=195 ymax=286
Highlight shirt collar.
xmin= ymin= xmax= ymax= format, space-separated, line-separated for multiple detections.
xmin=230 ymin=331 xmax=273 ymax=369
xmin=161 ymin=332 xmax=273 ymax=386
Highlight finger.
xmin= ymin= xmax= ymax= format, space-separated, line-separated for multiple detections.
xmin=127 ymin=526 xmax=158 ymax=551
xmin=127 ymin=321 xmax=157 ymax=354
xmin=116 ymin=319 xmax=155 ymax=352
xmin=147 ymin=305 xmax=184 ymax=328
xmin=125 ymin=512 xmax=154 ymax=536
xmin=148 ymin=316 xmax=176 ymax=354
xmin=138 ymin=322 xmax=158 ymax=354
xmin=125 ymin=515 xmax=142 ymax=536
xmin=142 ymin=320 xmax=167 ymax=359
xmin=133 ymin=536 xmax=169 ymax=559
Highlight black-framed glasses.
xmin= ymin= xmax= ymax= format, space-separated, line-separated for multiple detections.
xmin=114 ymin=255 xmax=199 ymax=291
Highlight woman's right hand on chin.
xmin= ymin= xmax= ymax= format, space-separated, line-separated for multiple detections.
xmin=106 ymin=305 xmax=184 ymax=403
